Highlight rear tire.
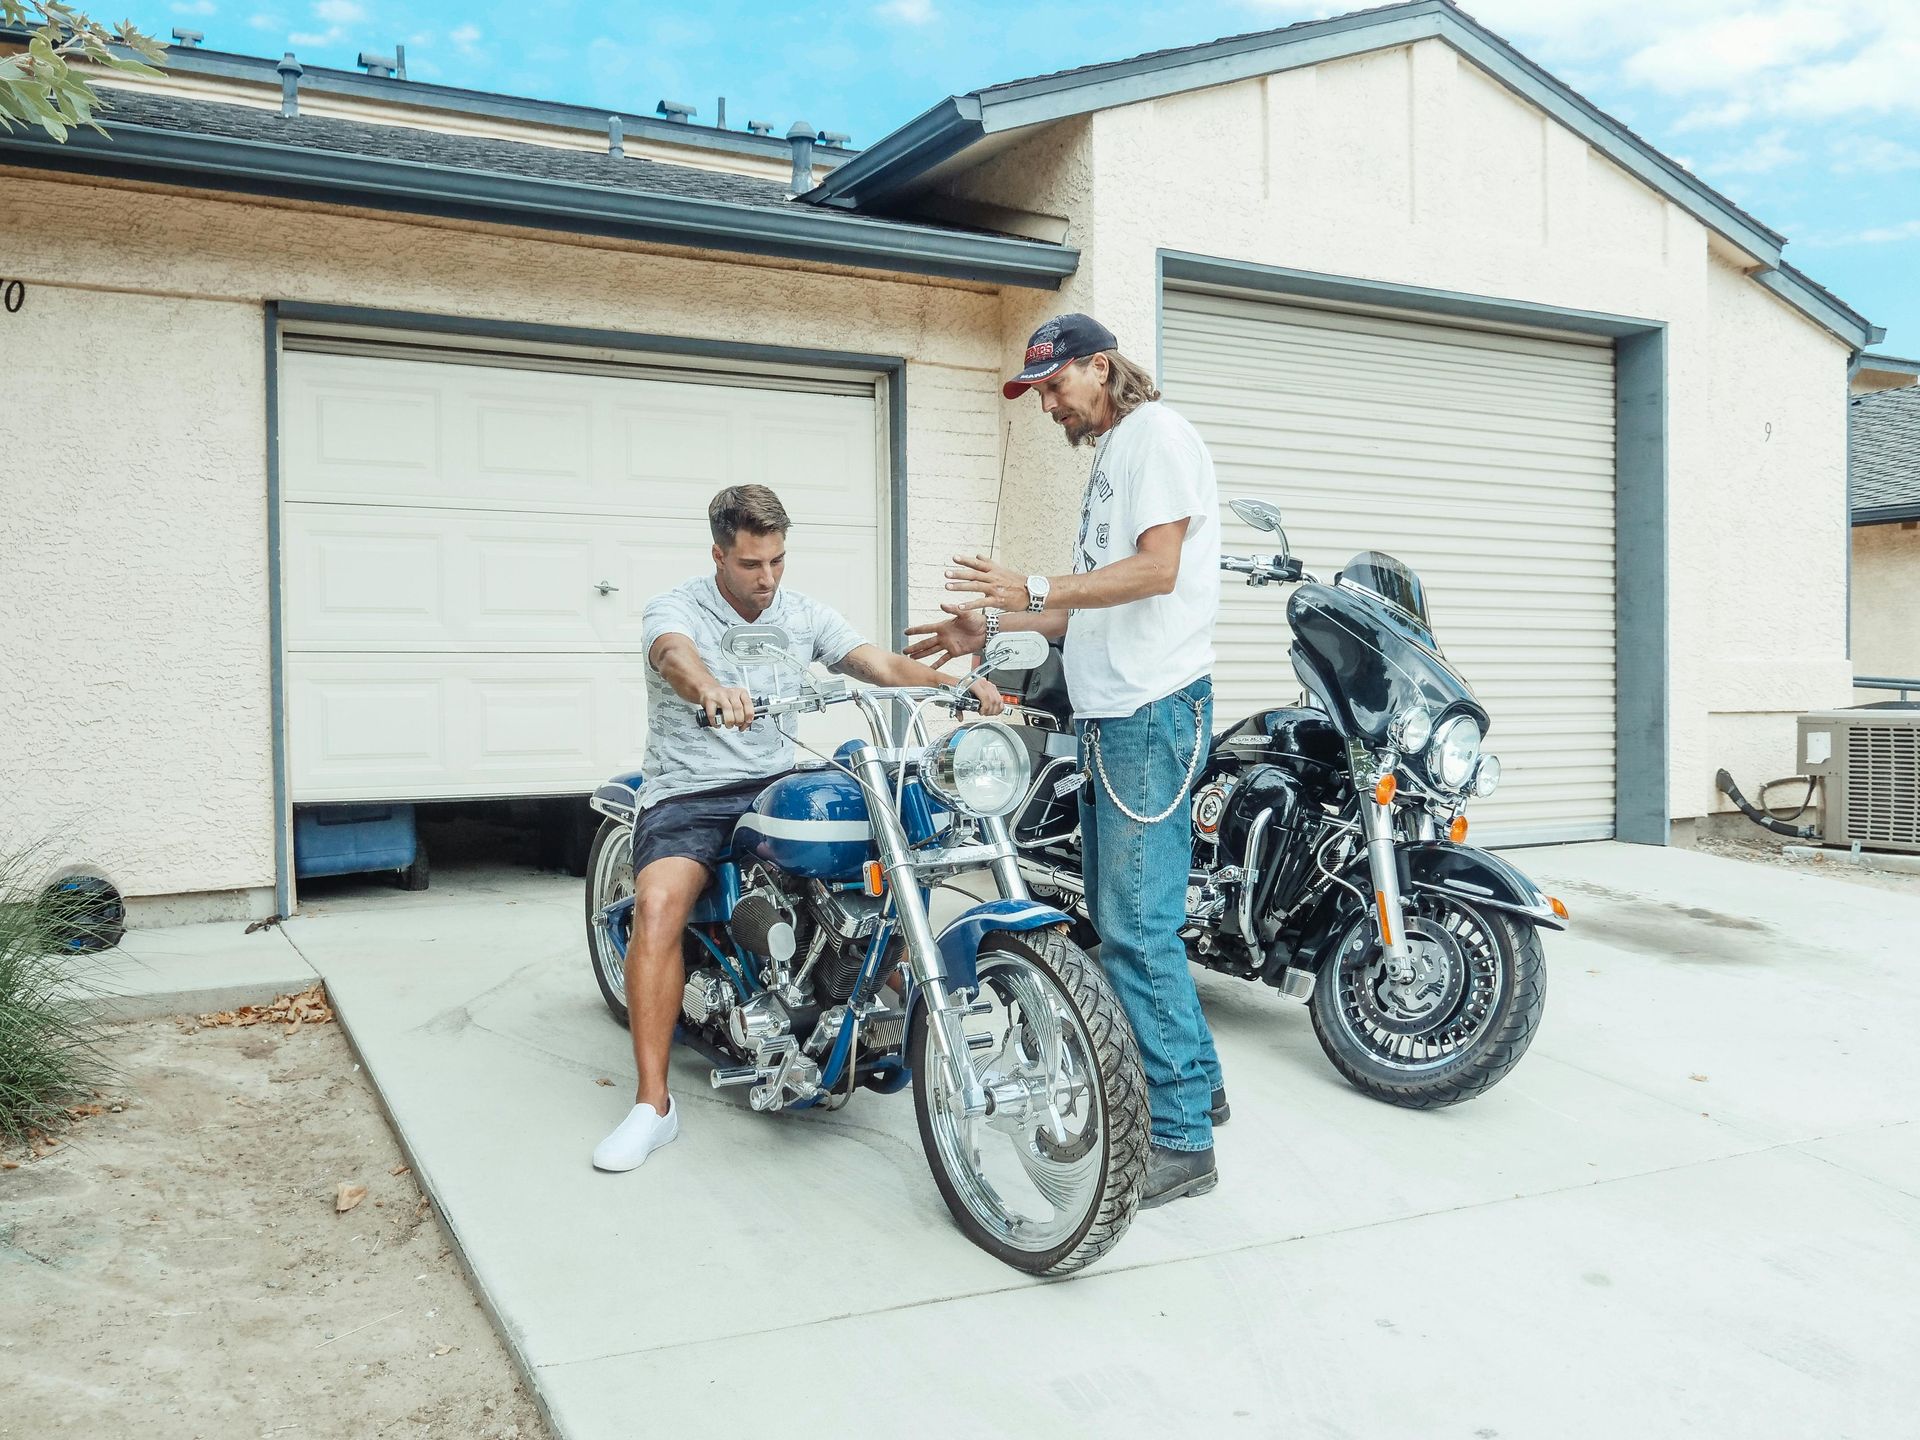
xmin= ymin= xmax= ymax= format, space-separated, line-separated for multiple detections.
xmin=585 ymin=817 xmax=632 ymax=1028
xmin=1309 ymin=901 xmax=1546 ymax=1108
xmin=911 ymin=928 xmax=1148 ymax=1276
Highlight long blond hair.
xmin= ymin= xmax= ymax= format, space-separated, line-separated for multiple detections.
xmin=1074 ymin=349 xmax=1161 ymax=445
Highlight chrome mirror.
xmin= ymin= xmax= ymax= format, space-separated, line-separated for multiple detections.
xmin=1229 ymin=496 xmax=1290 ymax=559
xmin=982 ymin=631 xmax=1049 ymax=673
xmin=719 ymin=624 xmax=791 ymax=663
xmin=1230 ymin=496 xmax=1287 ymax=536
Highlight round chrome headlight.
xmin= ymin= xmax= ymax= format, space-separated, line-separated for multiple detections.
xmin=1427 ymin=715 xmax=1482 ymax=792
xmin=919 ymin=724 xmax=1028 ymax=818
xmin=1472 ymin=753 xmax=1502 ymax=798
xmin=1389 ymin=705 xmax=1434 ymax=754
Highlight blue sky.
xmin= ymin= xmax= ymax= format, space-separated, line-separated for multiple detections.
xmin=154 ymin=0 xmax=1920 ymax=354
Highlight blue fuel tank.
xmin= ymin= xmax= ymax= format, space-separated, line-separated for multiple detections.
xmin=733 ymin=769 xmax=873 ymax=880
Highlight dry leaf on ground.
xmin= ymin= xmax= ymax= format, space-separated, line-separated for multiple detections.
xmin=1689 ymin=1073 xmax=1709 ymax=1082
xmin=594 ymin=1077 xmax=613 ymax=1087
xmin=389 ymin=1164 xmax=410 ymax=1177
xmin=335 ymin=1183 xmax=368 ymax=1213
xmin=200 ymin=984 xmax=334 ymax=1031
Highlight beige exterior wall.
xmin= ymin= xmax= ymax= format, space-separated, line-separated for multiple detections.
xmin=0 ymin=173 xmax=1004 ymax=898
xmin=1851 ymin=524 xmax=1920 ymax=697
xmin=948 ymin=38 xmax=1854 ymax=826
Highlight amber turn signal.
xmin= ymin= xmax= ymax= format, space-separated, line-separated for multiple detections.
xmin=1449 ymin=815 xmax=1469 ymax=843
xmin=1549 ymin=895 xmax=1569 ymax=921
xmin=1373 ymin=774 xmax=1397 ymax=806
xmin=863 ymin=861 xmax=887 ymax=898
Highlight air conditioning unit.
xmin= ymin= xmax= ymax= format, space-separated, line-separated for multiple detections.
xmin=1797 ymin=709 xmax=1920 ymax=854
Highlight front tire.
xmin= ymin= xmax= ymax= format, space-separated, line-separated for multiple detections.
xmin=585 ymin=817 xmax=633 ymax=1028
xmin=910 ymin=928 xmax=1148 ymax=1276
xmin=1309 ymin=898 xmax=1546 ymax=1108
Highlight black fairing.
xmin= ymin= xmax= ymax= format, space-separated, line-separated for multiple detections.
xmin=1286 ymin=580 xmax=1488 ymax=746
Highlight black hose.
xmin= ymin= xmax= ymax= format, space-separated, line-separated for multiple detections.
xmin=1714 ymin=769 xmax=1819 ymax=840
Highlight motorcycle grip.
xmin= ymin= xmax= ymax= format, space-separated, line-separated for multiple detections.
xmin=696 ymin=698 xmax=769 ymax=728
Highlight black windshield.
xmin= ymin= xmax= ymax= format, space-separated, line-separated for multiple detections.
xmin=1337 ymin=552 xmax=1431 ymax=632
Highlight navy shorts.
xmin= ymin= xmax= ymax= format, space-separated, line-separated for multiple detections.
xmin=631 ymin=778 xmax=769 ymax=877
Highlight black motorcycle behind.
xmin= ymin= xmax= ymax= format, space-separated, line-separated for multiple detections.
xmin=997 ymin=498 xmax=1567 ymax=1109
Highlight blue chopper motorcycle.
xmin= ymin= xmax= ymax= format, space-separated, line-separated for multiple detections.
xmin=583 ymin=626 xmax=1149 ymax=1275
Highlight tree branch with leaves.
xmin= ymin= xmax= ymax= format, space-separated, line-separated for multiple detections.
xmin=0 ymin=1 xmax=164 ymax=140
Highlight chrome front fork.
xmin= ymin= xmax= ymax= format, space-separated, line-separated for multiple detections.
xmin=851 ymin=745 xmax=988 ymax=1113
xmin=1360 ymin=799 xmax=1416 ymax=984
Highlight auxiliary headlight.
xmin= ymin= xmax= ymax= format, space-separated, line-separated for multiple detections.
xmin=920 ymin=725 xmax=1028 ymax=818
xmin=1427 ymin=715 xmax=1482 ymax=792
xmin=1472 ymin=754 xmax=1502 ymax=799
xmin=1389 ymin=705 xmax=1434 ymax=754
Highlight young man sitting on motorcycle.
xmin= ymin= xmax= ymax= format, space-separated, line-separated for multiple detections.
xmin=593 ymin=484 xmax=1003 ymax=1173
xmin=905 ymin=314 xmax=1227 ymax=1209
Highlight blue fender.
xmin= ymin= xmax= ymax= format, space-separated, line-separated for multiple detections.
xmin=933 ymin=897 xmax=1075 ymax=994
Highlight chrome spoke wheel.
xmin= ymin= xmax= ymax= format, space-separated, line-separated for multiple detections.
xmin=589 ymin=823 xmax=635 ymax=1004
xmin=922 ymin=949 xmax=1106 ymax=1254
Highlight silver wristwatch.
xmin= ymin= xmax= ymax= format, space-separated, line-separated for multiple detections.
xmin=983 ymin=608 xmax=1001 ymax=644
xmin=1025 ymin=575 xmax=1051 ymax=613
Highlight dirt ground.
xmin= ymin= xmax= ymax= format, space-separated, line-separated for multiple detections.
xmin=1693 ymin=825 xmax=1920 ymax=898
xmin=0 ymin=1014 xmax=552 ymax=1440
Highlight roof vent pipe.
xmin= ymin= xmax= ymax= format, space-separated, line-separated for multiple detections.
xmin=170 ymin=28 xmax=203 ymax=47
xmin=715 ymin=96 xmax=727 ymax=129
xmin=394 ymin=44 xmax=407 ymax=80
xmin=276 ymin=53 xmax=303 ymax=118
xmin=786 ymin=121 xmax=815 ymax=195
xmin=817 ymin=130 xmax=851 ymax=148
xmin=607 ymin=115 xmax=624 ymax=158
xmin=656 ymin=99 xmax=695 ymax=123
xmin=747 ymin=119 xmax=774 ymax=136
xmin=357 ymin=51 xmax=399 ymax=79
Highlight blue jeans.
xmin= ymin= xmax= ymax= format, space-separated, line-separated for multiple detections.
xmin=1078 ymin=677 xmax=1221 ymax=1153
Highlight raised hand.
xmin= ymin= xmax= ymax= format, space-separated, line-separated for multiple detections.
xmin=903 ymin=602 xmax=986 ymax=668
xmin=944 ymin=553 xmax=1029 ymax=613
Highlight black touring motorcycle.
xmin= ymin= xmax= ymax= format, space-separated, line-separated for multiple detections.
xmin=999 ymin=498 xmax=1567 ymax=1108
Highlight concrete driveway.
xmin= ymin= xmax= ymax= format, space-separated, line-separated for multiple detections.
xmin=280 ymin=843 xmax=1918 ymax=1439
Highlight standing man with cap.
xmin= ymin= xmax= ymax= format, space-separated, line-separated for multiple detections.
xmin=906 ymin=313 xmax=1226 ymax=1208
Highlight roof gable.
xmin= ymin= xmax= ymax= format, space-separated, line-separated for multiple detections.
xmin=806 ymin=0 xmax=1878 ymax=349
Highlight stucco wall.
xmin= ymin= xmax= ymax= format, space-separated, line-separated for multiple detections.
xmin=956 ymin=38 xmax=1854 ymax=825
xmin=0 ymin=174 xmax=1005 ymax=897
xmin=1852 ymin=523 xmax=1920 ymax=697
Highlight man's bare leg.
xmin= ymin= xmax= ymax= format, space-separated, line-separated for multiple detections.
xmin=593 ymin=856 xmax=708 ymax=1172
xmin=625 ymin=856 xmax=708 ymax=1110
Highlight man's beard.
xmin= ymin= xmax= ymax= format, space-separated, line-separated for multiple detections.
xmin=1060 ymin=413 xmax=1098 ymax=447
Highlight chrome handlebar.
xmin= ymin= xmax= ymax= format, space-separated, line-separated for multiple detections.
xmin=1220 ymin=552 xmax=1312 ymax=586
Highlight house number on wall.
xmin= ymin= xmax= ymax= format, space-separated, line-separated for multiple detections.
xmin=1 ymin=280 xmax=23 ymax=314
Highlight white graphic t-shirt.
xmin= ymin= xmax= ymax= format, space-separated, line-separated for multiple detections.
xmin=1063 ymin=400 xmax=1221 ymax=720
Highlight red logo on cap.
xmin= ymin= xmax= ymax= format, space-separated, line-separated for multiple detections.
xmin=1025 ymin=341 xmax=1055 ymax=364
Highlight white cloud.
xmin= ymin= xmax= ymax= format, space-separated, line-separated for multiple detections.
xmin=1672 ymin=99 xmax=1753 ymax=132
xmin=1834 ymin=137 xmax=1920 ymax=173
xmin=1802 ymin=218 xmax=1920 ymax=245
xmin=172 ymin=1 xmax=217 ymax=15
xmin=450 ymin=23 xmax=482 ymax=52
xmin=289 ymin=28 xmax=340 ymax=46
xmin=248 ymin=12 xmax=280 ymax=28
xmin=875 ymin=0 xmax=937 ymax=22
xmin=1705 ymin=127 xmax=1803 ymax=174
xmin=313 ymin=0 xmax=362 ymax=22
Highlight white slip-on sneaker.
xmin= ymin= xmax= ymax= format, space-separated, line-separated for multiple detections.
xmin=591 ymin=1097 xmax=679 ymax=1172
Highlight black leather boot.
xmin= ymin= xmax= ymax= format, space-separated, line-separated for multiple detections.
xmin=1141 ymin=1145 xmax=1218 ymax=1209
xmin=1210 ymin=1087 xmax=1230 ymax=1125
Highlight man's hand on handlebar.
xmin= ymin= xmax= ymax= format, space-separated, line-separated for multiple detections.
xmin=961 ymin=677 xmax=1005 ymax=717
xmin=698 ymin=683 xmax=757 ymax=731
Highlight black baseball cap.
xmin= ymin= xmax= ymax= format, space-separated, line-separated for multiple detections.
xmin=1003 ymin=313 xmax=1119 ymax=399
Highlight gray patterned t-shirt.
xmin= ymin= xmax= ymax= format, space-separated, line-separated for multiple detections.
xmin=637 ymin=574 xmax=866 ymax=809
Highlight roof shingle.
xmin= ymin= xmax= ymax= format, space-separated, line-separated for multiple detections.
xmin=1852 ymin=386 xmax=1920 ymax=520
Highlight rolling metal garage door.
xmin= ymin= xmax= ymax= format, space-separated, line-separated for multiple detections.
xmin=1162 ymin=289 xmax=1617 ymax=844
xmin=280 ymin=337 xmax=886 ymax=802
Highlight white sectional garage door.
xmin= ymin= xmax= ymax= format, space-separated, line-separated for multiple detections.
xmin=280 ymin=341 xmax=885 ymax=802
xmin=1162 ymin=289 xmax=1617 ymax=845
